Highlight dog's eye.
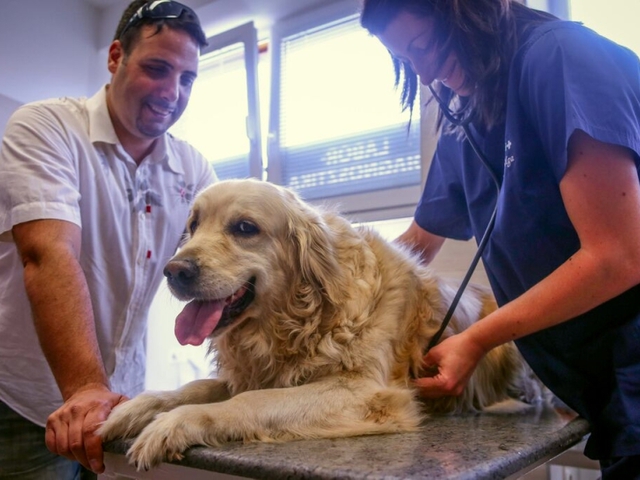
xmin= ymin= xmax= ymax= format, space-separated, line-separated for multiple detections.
xmin=231 ymin=220 xmax=260 ymax=237
xmin=189 ymin=219 xmax=198 ymax=235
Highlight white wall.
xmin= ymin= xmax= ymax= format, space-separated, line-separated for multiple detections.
xmin=0 ymin=93 xmax=22 ymax=139
xmin=570 ymin=1 xmax=640 ymax=54
xmin=0 ymin=0 xmax=103 ymax=103
xmin=0 ymin=0 xmax=104 ymax=132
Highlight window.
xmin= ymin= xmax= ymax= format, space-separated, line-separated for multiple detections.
xmin=268 ymin=3 xmax=423 ymax=222
xmin=569 ymin=1 xmax=640 ymax=55
xmin=172 ymin=4 xmax=424 ymax=220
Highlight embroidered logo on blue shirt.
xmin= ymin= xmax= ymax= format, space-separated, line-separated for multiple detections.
xmin=504 ymin=139 xmax=515 ymax=168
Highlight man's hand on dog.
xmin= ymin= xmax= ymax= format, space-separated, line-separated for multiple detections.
xmin=45 ymin=384 xmax=128 ymax=473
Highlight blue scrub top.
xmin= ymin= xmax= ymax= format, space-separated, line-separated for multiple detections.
xmin=416 ymin=20 xmax=640 ymax=459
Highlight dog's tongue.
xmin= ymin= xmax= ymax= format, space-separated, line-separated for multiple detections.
xmin=174 ymin=299 xmax=225 ymax=346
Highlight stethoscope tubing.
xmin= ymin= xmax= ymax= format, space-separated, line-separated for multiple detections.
xmin=425 ymin=85 xmax=501 ymax=351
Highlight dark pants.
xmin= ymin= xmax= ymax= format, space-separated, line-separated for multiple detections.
xmin=600 ymin=455 xmax=640 ymax=480
xmin=0 ymin=400 xmax=96 ymax=480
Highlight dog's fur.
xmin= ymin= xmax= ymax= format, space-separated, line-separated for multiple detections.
xmin=99 ymin=179 xmax=543 ymax=469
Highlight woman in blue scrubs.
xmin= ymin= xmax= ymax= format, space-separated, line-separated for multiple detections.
xmin=360 ymin=1 xmax=640 ymax=477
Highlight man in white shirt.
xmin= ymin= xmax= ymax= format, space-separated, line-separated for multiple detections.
xmin=0 ymin=1 xmax=217 ymax=477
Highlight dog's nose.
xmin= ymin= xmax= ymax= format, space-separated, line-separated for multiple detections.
xmin=164 ymin=259 xmax=199 ymax=288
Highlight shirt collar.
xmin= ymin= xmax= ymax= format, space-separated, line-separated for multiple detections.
xmin=87 ymin=86 xmax=119 ymax=145
xmin=161 ymin=133 xmax=186 ymax=175
xmin=149 ymin=132 xmax=186 ymax=175
xmin=86 ymin=86 xmax=184 ymax=175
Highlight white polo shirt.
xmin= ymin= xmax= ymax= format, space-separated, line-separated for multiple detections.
xmin=0 ymin=87 xmax=217 ymax=426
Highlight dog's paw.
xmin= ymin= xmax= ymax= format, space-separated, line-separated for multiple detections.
xmin=126 ymin=405 xmax=222 ymax=470
xmin=98 ymin=393 xmax=171 ymax=441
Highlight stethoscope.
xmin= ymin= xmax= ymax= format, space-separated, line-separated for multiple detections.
xmin=424 ymin=84 xmax=502 ymax=352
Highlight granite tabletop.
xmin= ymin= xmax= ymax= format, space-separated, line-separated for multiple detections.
xmin=103 ymin=404 xmax=590 ymax=479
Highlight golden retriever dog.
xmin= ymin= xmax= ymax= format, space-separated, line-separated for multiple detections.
xmin=99 ymin=178 xmax=543 ymax=469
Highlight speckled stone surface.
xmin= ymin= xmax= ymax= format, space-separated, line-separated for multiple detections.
xmin=104 ymin=405 xmax=590 ymax=479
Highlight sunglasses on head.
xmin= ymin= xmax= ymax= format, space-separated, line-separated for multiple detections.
xmin=119 ymin=0 xmax=200 ymax=39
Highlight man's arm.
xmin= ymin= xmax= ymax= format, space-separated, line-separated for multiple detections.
xmin=13 ymin=218 xmax=127 ymax=474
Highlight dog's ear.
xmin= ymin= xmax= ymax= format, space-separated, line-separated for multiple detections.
xmin=287 ymin=202 xmax=343 ymax=304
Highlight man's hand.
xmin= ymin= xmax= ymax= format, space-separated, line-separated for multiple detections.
xmin=45 ymin=384 xmax=128 ymax=473
xmin=413 ymin=332 xmax=486 ymax=398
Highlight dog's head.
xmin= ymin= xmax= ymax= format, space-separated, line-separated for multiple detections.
xmin=165 ymin=179 xmax=345 ymax=346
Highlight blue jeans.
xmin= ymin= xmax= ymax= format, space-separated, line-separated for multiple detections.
xmin=0 ymin=400 xmax=95 ymax=480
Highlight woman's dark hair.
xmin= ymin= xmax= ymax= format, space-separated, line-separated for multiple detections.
xmin=360 ymin=0 xmax=557 ymax=131
xmin=114 ymin=0 xmax=208 ymax=55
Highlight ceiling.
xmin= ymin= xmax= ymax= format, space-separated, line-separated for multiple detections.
xmin=81 ymin=0 xmax=337 ymax=28
xmin=80 ymin=0 xmax=214 ymax=10
xmin=82 ymin=0 xmax=126 ymax=8
xmin=79 ymin=0 xmax=342 ymax=37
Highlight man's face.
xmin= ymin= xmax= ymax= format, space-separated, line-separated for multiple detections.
xmin=107 ymin=25 xmax=200 ymax=148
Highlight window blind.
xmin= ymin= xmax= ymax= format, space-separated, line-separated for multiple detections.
xmin=275 ymin=14 xmax=421 ymax=201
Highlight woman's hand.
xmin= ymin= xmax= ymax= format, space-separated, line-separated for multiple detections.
xmin=413 ymin=331 xmax=487 ymax=398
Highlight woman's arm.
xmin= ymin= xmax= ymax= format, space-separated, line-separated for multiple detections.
xmin=415 ymin=129 xmax=640 ymax=397
xmin=395 ymin=219 xmax=447 ymax=264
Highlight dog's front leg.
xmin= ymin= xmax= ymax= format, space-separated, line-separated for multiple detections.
xmin=99 ymin=378 xmax=231 ymax=442
xmin=126 ymin=378 xmax=420 ymax=470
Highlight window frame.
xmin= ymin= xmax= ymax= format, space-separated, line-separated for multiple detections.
xmin=200 ymin=21 xmax=263 ymax=179
xmin=525 ymin=0 xmax=570 ymax=19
